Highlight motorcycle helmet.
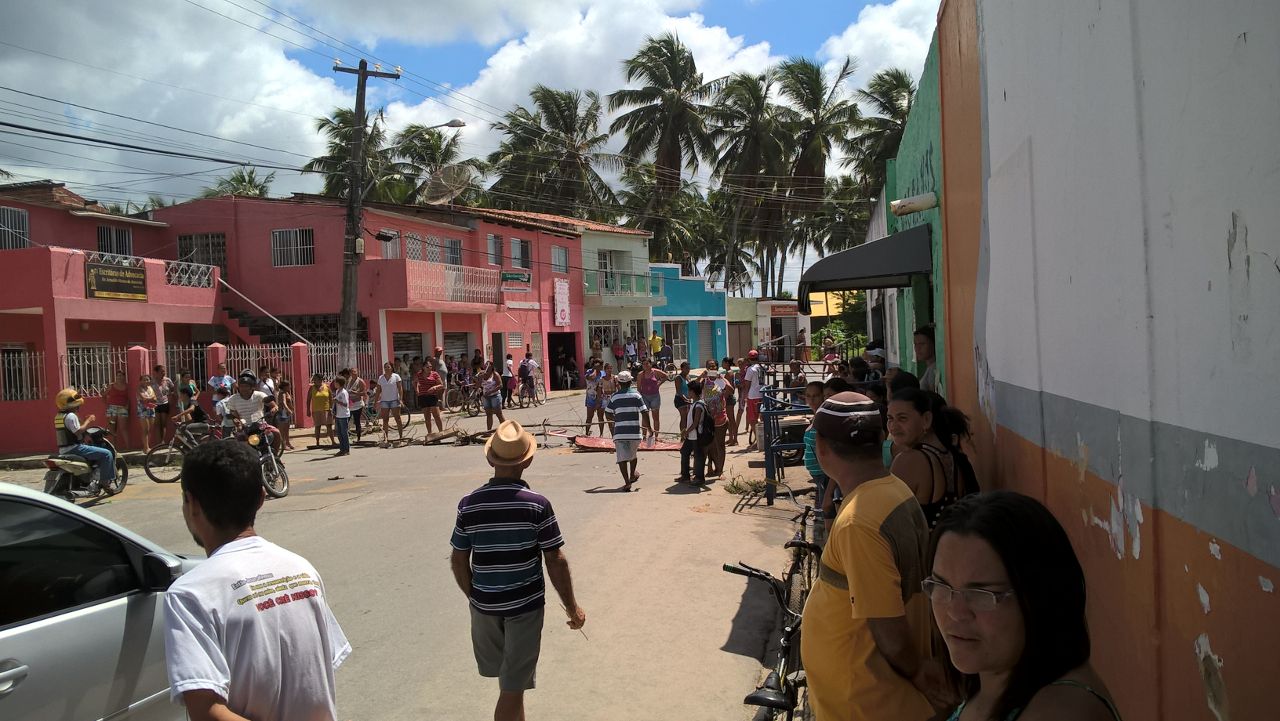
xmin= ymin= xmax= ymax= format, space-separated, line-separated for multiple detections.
xmin=56 ymin=387 xmax=85 ymax=410
xmin=237 ymin=371 xmax=258 ymax=386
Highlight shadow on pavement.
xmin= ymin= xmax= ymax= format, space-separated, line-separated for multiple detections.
xmin=583 ymin=485 xmax=632 ymax=494
xmin=664 ymin=482 xmax=711 ymax=494
xmin=720 ymin=575 xmax=778 ymax=662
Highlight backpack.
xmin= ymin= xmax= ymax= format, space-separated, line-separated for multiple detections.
xmin=694 ymin=401 xmax=715 ymax=447
xmin=518 ymin=360 xmax=532 ymax=379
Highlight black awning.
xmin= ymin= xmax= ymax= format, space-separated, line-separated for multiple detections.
xmin=798 ymin=224 xmax=932 ymax=314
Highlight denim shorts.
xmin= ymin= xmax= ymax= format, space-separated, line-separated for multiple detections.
xmin=106 ymin=404 xmax=129 ymax=418
xmin=380 ymin=400 xmax=400 ymax=410
xmin=483 ymin=395 xmax=503 ymax=411
xmin=136 ymin=404 xmax=156 ymax=419
xmin=642 ymin=393 xmax=661 ymax=409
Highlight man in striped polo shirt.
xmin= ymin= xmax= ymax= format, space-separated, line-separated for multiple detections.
xmin=451 ymin=420 xmax=587 ymax=721
xmin=605 ymin=370 xmax=651 ymax=491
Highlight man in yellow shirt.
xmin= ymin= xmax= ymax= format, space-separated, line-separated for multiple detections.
xmin=800 ymin=392 xmax=954 ymax=721
xmin=648 ymin=330 xmax=663 ymax=360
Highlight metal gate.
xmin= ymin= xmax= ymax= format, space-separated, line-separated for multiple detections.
xmin=443 ymin=332 xmax=470 ymax=365
xmin=696 ymin=321 xmax=715 ymax=367
xmin=662 ymin=322 xmax=687 ymax=364
xmin=728 ymin=321 xmax=752 ymax=359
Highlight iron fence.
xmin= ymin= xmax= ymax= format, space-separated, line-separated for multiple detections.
xmin=1 ymin=349 xmax=46 ymax=401
xmin=62 ymin=345 xmax=130 ymax=397
xmin=164 ymin=344 xmax=209 ymax=386
xmin=224 ymin=344 xmax=294 ymax=377
xmin=309 ymin=341 xmax=378 ymax=382
xmin=164 ymin=259 xmax=216 ymax=288
xmin=83 ymin=251 xmax=143 ymax=267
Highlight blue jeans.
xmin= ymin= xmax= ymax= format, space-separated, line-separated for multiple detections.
xmin=70 ymin=443 xmax=114 ymax=483
xmin=336 ymin=417 xmax=350 ymax=453
xmin=679 ymin=438 xmax=705 ymax=481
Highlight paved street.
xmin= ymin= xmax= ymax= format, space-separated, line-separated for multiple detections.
xmin=3 ymin=388 xmax=798 ymax=720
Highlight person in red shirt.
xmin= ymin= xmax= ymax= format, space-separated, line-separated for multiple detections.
xmin=415 ymin=364 xmax=446 ymax=438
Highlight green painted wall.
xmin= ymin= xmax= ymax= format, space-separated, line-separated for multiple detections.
xmin=888 ymin=33 xmax=946 ymax=392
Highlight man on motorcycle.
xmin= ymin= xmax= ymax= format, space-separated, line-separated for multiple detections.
xmin=225 ymin=371 xmax=283 ymax=457
xmin=54 ymin=387 xmax=115 ymax=492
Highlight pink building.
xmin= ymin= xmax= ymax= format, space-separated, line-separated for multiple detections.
xmin=0 ymin=181 xmax=586 ymax=454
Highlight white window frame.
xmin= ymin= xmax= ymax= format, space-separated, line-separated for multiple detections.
xmin=379 ymin=228 xmax=401 ymax=259
xmin=0 ymin=206 xmax=30 ymax=250
xmin=551 ymin=245 xmax=569 ymax=274
xmin=445 ymin=238 xmax=463 ymax=266
xmin=511 ymin=238 xmax=531 ymax=270
xmin=487 ymin=233 xmax=502 ymax=266
xmin=96 ymin=225 xmax=133 ymax=256
xmin=270 ymin=228 xmax=315 ymax=267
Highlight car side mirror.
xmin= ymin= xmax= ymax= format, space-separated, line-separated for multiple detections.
xmin=142 ymin=552 xmax=183 ymax=591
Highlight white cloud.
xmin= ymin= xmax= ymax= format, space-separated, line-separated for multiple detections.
xmin=819 ymin=0 xmax=937 ymax=89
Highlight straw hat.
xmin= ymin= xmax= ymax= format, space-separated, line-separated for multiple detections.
xmin=485 ymin=420 xmax=537 ymax=466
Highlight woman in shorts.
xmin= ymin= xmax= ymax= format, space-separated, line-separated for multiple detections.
xmin=152 ymin=365 xmax=175 ymax=444
xmin=373 ymin=362 xmax=405 ymax=448
xmin=104 ymin=370 xmax=131 ymax=450
xmin=275 ymin=379 xmax=295 ymax=450
xmin=636 ymin=358 xmax=669 ymax=441
xmin=136 ymin=372 xmax=158 ymax=452
xmin=479 ymin=362 xmax=506 ymax=432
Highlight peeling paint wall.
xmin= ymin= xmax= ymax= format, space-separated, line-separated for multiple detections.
xmin=939 ymin=0 xmax=1280 ymax=719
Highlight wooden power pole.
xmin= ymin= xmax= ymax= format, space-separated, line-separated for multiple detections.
xmin=334 ymin=59 xmax=399 ymax=369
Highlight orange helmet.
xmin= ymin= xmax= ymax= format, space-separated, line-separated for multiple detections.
xmin=56 ymin=387 xmax=85 ymax=410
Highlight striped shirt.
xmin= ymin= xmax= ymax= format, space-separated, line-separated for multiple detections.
xmin=450 ymin=479 xmax=564 ymax=616
xmin=605 ymin=388 xmax=648 ymax=440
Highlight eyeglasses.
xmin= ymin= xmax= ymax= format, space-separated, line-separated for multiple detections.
xmin=921 ymin=578 xmax=1015 ymax=612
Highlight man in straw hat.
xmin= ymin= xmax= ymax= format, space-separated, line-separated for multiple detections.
xmin=798 ymin=392 xmax=953 ymax=721
xmin=451 ymin=420 xmax=587 ymax=721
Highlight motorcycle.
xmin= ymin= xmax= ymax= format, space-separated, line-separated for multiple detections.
xmin=43 ymin=427 xmax=128 ymax=501
xmin=243 ymin=424 xmax=289 ymax=499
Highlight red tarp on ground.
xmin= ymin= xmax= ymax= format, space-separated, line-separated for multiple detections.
xmin=572 ymin=435 xmax=682 ymax=452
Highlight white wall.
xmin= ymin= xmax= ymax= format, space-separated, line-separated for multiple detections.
xmin=980 ymin=0 xmax=1280 ymax=446
xmin=579 ymin=230 xmax=650 ymax=276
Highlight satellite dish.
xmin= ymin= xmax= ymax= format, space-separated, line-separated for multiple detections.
xmin=421 ymin=164 xmax=475 ymax=205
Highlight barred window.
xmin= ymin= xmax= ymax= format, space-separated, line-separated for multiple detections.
xmin=487 ymin=233 xmax=502 ymax=265
xmin=511 ymin=238 xmax=531 ymax=270
xmin=96 ymin=226 xmax=133 ymax=256
xmin=507 ymin=332 xmax=524 ymax=348
xmin=405 ymin=232 xmax=424 ymax=261
xmin=0 ymin=206 xmax=30 ymax=250
xmin=65 ymin=343 xmax=113 ymax=397
xmin=446 ymin=238 xmax=463 ymax=266
xmin=551 ymin=245 xmax=569 ymax=274
xmin=270 ymin=228 xmax=315 ymax=267
xmin=425 ymin=235 xmax=443 ymax=263
xmin=177 ymin=233 xmax=227 ymax=273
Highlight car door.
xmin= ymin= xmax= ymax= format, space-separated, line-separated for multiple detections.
xmin=0 ymin=498 xmax=177 ymax=721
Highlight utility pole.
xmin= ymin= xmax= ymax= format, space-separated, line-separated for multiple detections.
xmin=334 ymin=59 xmax=399 ymax=369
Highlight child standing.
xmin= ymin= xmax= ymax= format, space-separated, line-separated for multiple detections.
xmin=213 ymin=387 xmax=233 ymax=439
xmin=137 ymin=373 xmax=157 ymax=452
xmin=276 ymin=379 xmax=295 ymax=450
xmin=332 ymin=376 xmax=351 ymax=456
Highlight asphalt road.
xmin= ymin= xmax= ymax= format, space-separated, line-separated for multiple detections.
xmin=4 ymin=388 xmax=799 ymax=720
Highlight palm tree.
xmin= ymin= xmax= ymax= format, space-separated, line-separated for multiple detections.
xmin=776 ymin=57 xmax=862 ymax=203
xmin=848 ymin=67 xmax=915 ymax=190
xmin=302 ymin=107 xmax=405 ymax=202
xmin=608 ymin=33 xmax=721 ymax=218
xmin=392 ymin=124 xmax=470 ymax=204
xmin=709 ymin=71 xmax=791 ymax=294
xmin=200 ymin=167 xmax=275 ymax=198
xmin=487 ymin=86 xmax=620 ymax=219
xmin=618 ymin=163 xmax=706 ymax=264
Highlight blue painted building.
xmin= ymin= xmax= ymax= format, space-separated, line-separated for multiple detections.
xmin=649 ymin=263 xmax=728 ymax=365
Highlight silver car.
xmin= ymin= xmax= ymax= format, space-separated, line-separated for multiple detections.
xmin=0 ymin=481 xmax=199 ymax=720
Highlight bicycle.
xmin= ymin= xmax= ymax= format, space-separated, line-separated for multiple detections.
xmin=723 ymin=561 xmax=809 ymax=720
xmin=517 ymin=371 xmax=545 ymax=408
xmin=143 ymin=421 xmax=216 ymax=483
xmin=778 ymin=484 xmax=823 ymax=611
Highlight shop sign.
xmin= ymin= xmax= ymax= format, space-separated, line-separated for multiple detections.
xmin=86 ymin=263 xmax=147 ymax=302
xmin=769 ymin=304 xmax=798 ymax=317
xmin=554 ymin=278 xmax=570 ymax=327
xmin=501 ymin=271 xmax=532 ymax=283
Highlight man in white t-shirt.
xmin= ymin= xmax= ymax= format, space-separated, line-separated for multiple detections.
xmin=225 ymin=372 xmax=281 ymax=456
xmin=164 ymin=441 xmax=350 ymax=721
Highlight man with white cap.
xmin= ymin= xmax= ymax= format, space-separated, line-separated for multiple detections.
xmin=451 ymin=420 xmax=586 ymax=721
xmin=605 ymin=370 xmax=651 ymax=491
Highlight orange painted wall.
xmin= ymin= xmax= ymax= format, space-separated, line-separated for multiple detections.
xmin=937 ymin=2 xmax=1280 ymax=719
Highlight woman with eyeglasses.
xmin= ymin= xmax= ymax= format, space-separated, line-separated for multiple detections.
xmin=925 ymin=491 xmax=1122 ymax=721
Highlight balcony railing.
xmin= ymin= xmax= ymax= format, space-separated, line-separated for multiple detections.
xmin=584 ymin=270 xmax=663 ymax=298
xmin=164 ymin=259 xmax=216 ymax=288
xmin=407 ymin=261 xmax=501 ymax=305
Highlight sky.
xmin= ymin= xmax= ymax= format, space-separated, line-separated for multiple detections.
xmin=0 ymin=0 xmax=938 ymax=290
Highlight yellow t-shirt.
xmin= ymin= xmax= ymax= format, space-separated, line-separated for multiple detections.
xmin=800 ymin=474 xmax=934 ymax=721
xmin=649 ymin=335 xmax=662 ymax=355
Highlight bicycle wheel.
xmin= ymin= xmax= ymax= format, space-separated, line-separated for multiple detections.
xmin=445 ymin=387 xmax=462 ymax=413
xmin=144 ymin=443 xmax=185 ymax=483
xmin=261 ymin=455 xmax=289 ymax=498
xmin=466 ymin=394 xmax=482 ymax=417
xmin=785 ymin=556 xmax=808 ymax=615
xmin=533 ymin=381 xmax=546 ymax=405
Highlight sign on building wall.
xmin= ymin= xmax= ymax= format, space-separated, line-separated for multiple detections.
xmin=554 ymin=278 xmax=571 ymax=327
xmin=85 ymin=263 xmax=147 ymax=302
xmin=501 ymin=270 xmax=532 ymax=293
xmin=769 ymin=304 xmax=797 ymax=317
